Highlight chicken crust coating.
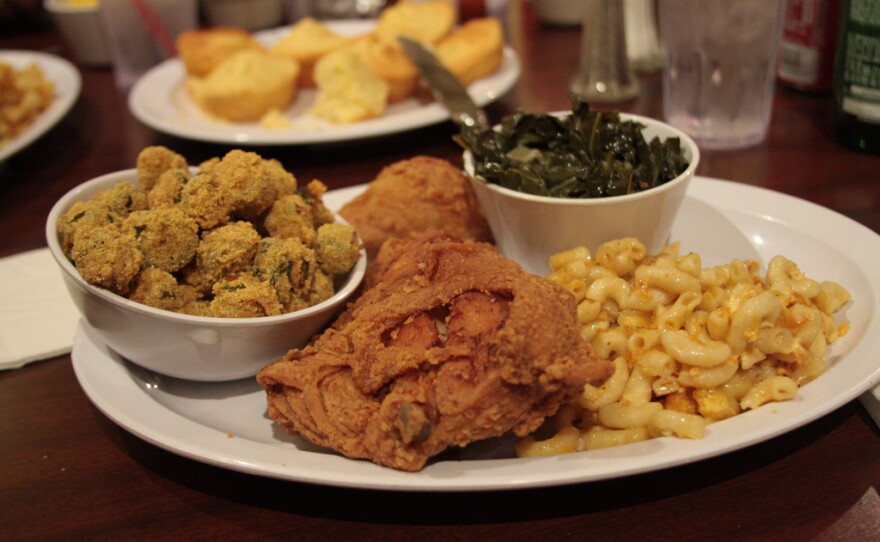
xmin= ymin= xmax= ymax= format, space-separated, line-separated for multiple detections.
xmin=338 ymin=156 xmax=493 ymax=258
xmin=257 ymin=236 xmax=612 ymax=471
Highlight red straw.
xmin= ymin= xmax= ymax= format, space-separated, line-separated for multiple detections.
xmin=129 ymin=0 xmax=177 ymax=58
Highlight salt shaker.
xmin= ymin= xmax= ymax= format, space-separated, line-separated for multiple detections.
xmin=571 ymin=0 xmax=639 ymax=102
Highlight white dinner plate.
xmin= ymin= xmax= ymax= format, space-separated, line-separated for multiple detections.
xmin=127 ymin=21 xmax=521 ymax=145
xmin=71 ymin=177 xmax=880 ymax=491
xmin=0 ymin=51 xmax=81 ymax=163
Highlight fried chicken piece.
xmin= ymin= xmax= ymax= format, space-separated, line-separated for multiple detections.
xmin=257 ymin=236 xmax=611 ymax=471
xmin=338 ymin=156 xmax=493 ymax=258
xmin=362 ymin=229 xmax=457 ymax=291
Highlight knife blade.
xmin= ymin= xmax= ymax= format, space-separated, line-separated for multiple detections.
xmin=398 ymin=36 xmax=489 ymax=129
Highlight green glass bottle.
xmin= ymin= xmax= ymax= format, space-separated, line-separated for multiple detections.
xmin=832 ymin=0 xmax=880 ymax=153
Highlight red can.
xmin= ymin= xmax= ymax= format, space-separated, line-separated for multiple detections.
xmin=777 ymin=0 xmax=841 ymax=92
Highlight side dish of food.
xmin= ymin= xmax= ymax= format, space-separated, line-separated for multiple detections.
xmin=0 ymin=60 xmax=55 ymax=149
xmin=516 ymin=237 xmax=852 ymax=457
xmin=457 ymin=96 xmax=691 ymax=198
xmin=461 ymin=100 xmax=699 ymax=275
xmin=175 ymin=0 xmax=504 ymax=126
xmin=56 ymin=146 xmax=360 ymax=318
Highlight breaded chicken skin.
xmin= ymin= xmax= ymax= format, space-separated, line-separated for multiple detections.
xmin=338 ymin=156 xmax=493 ymax=258
xmin=257 ymin=235 xmax=611 ymax=471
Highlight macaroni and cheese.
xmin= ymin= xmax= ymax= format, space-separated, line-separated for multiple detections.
xmin=516 ymin=238 xmax=852 ymax=457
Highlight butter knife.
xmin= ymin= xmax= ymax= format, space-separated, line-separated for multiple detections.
xmin=398 ymin=36 xmax=489 ymax=129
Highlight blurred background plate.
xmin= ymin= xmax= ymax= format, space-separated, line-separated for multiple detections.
xmin=0 ymin=51 xmax=81 ymax=163
xmin=128 ymin=20 xmax=521 ymax=145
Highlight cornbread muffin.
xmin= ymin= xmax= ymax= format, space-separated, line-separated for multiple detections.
xmin=186 ymin=50 xmax=300 ymax=122
xmin=177 ymin=27 xmax=266 ymax=78
xmin=311 ymin=49 xmax=390 ymax=124
xmin=374 ymin=0 xmax=456 ymax=45
xmin=270 ymin=17 xmax=350 ymax=87
xmin=349 ymin=34 xmax=418 ymax=103
xmin=436 ymin=17 xmax=504 ymax=86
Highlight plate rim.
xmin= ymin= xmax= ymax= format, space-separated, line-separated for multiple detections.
xmin=0 ymin=50 xmax=81 ymax=163
xmin=127 ymin=21 xmax=522 ymax=145
xmin=70 ymin=176 xmax=880 ymax=491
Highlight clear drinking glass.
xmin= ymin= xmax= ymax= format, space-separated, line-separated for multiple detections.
xmin=99 ymin=0 xmax=198 ymax=91
xmin=659 ymin=0 xmax=784 ymax=149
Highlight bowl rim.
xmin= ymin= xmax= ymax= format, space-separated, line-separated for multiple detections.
xmin=45 ymin=168 xmax=367 ymax=328
xmin=463 ymin=111 xmax=700 ymax=206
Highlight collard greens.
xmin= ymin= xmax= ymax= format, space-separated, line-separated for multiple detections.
xmin=457 ymin=97 xmax=690 ymax=198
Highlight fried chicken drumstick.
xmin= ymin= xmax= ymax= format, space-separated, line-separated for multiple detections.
xmin=338 ymin=156 xmax=493 ymax=258
xmin=257 ymin=235 xmax=611 ymax=471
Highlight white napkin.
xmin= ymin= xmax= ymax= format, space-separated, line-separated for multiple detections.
xmin=860 ymin=384 xmax=880 ymax=428
xmin=0 ymin=248 xmax=80 ymax=369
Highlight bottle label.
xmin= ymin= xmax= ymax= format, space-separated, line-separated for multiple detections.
xmin=840 ymin=0 xmax=880 ymax=119
xmin=778 ymin=0 xmax=839 ymax=90
xmin=780 ymin=41 xmax=822 ymax=85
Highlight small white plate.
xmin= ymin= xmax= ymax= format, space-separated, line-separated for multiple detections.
xmin=71 ymin=177 xmax=880 ymax=491
xmin=127 ymin=21 xmax=521 ymax=145
xmin=0 ymin=51 xmax=81 ymax=163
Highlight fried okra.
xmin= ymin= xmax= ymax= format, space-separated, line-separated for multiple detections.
xmin=93 ymin=181 xmax=148 ymax=216
xmin=196 ymin=221 xmax=261 ymax=285
xmin=136 ymin=146 xmax=188 ymax=191
xmin=252 ymin=236 xmax=318 ymax=311
xmin=315 ymin=223 xmax=360 ymax=275
xmin=179 ymin=172 xmax=235 ymax=229
xmin=56 ymin=200 xmax=119 ymax=257
xmin=147 ymin=168 xmax=190 ymax=209
xmin=209 ymin=272 xmax=283 ymax=318
xmin=306 ymin=267 xmax=335 ymax=306
xmin=263 ymin=158 xmax=298 ymax=196
xmin=303 ymin=179 xmax=335 ymax=227
xmin=123 ymin=208 xmax=199 ymax=273
xmin=263 ymin=194 xmax=317 ymax=244
xmin=129 ymin=267 xmax=201 ymax=312
xmin=210 ymin=150 xmax=278 ymax=220
xmin=58 ymin=147 xmax=360 ymax=318
xmin=70 ymin=224 xmax=144 ymax=295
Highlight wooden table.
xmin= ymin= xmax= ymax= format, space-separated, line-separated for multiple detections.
xmin=2 ymin=4 xmax=879 ymax=540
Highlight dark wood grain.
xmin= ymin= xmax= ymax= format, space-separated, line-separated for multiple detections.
xmin=1 ymin=3 xmax=879 ymax=541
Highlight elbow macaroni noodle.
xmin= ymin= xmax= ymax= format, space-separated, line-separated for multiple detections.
xmin=516 ymin=238 xmax=852 ymax=458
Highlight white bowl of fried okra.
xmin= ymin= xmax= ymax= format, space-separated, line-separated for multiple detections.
xmin=46 ymin=146 xmax=366 ymax=381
